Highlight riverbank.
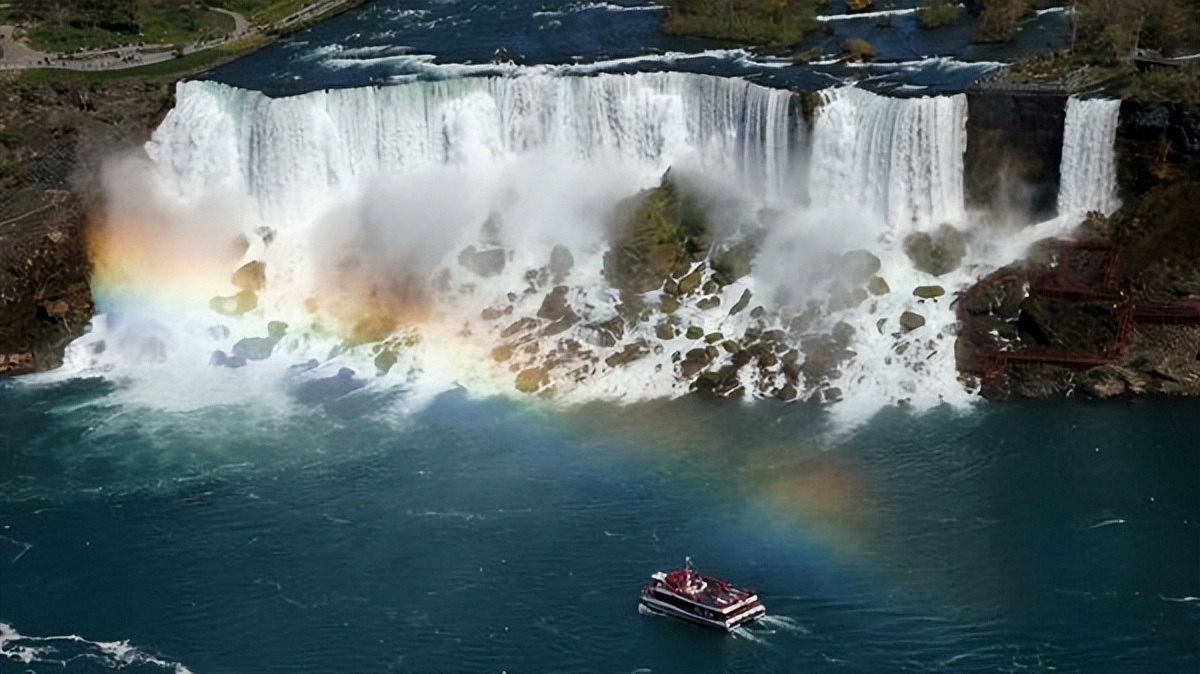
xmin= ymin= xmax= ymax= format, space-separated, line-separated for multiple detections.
xmin=0 ymin=0 xmax=368 ymax=375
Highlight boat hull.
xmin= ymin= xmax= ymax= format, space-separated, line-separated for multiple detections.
xmin=639 ymin=594 xmax=766 ymax=631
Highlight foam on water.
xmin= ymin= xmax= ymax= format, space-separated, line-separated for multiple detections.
xmin=55 ymin=72 xmax=1121 ymax=426
xmin=0 ymin=622 xmax=193 ymax=673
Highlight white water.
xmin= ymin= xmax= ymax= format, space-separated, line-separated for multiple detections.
xmin=56 ymin=73 xmax=1120 ymax=425
xmin=810 ymin=86 xmax=967 ymax=235
xmin=1057 ymin=97 xmax=1121 ymax=217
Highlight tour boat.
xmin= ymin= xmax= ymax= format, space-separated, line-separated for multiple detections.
xmin=639 ymin=558 xmax=766 ymax=631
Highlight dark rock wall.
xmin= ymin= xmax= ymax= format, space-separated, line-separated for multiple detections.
xmin=964 ymin=87 xmax=1068 ymax=219
xmin=1115 ymin=100 xmax=1200 ymax=197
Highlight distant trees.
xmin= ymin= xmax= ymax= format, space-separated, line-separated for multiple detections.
xmin=916 ymin=0 xmax=960 ymax=29
xmin=972 ymin=0 xmax=1032 ymax=43
xmin=1075 ymin=0 xmax=1199 ymax=62
xmin=660 ymin=0 xmax=823 ymax=45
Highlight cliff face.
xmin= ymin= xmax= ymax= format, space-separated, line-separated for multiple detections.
xmin=964 ymin=86 xmax=1067 ymax=219
xmin=0 ymin=79 xmax=172 ymax=376
xmin=956 ymin=95 xmax=1200 ymax=401
xmin=1116 ymin=100 xmax=1200 ymax=196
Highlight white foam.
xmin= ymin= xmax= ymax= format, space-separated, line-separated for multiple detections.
xmin=817 ymin=7 xmax=917 ymax=21
xmin=0 ymin=622 xmax=193 ymax=673
xmin=69 ymin=73 xmax=1068 ymax=427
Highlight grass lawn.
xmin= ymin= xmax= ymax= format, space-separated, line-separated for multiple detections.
xmin=212 ymin=0 xmax=315 ymax=25
xmin=14 ymin=33 xmax=268 ymax=85
xmin=26 ymin=6 xmax=235 ymax=52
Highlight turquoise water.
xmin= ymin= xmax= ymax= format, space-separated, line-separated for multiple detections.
xmin=2 ymin=379 xmax=1196 ymax=672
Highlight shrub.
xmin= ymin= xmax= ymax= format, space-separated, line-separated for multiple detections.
xmin=916 ymin=0 xmax=960 ymax=29
xmin=841 ymin=37 xmax=876 ymax=61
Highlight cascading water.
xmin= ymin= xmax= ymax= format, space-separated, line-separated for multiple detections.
xmin=809 ymin=86 xmax=967 ymax=235
xmin=149 ymin=74 xmax=800 ymax=225
xmin=1057 ymin=97 xmax=1121 ymax=217
xmin=78 ymin=72 xmax=998 ymax=423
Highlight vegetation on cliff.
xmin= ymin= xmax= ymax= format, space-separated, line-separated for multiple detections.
xmin=658 ymin=0 xmax=823 ymax=46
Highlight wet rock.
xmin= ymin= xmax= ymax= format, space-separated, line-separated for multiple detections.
xmin=656 ymin=320 xmax=676 ymax=340
xmin=679 ymin=347 xmax=711 ymax=378
xmin=374 ymin=349 xmax=398 ymax=374
xmin=696 ymin=295 xmax=721 ymax=311
xmin=549 ymin=244 xmax=574 ymax=282
xmin=232 ymin=260 xmax=266 ymax=291
xmin=913 ymin=285 xmax=946 ymax=299
xmin=900 ymin=311 xmax=926 ymax=332
xmin=209 ymin=289 xmax=257 ymax=316
xmin=605 ymin=341 xmax=650 ymax=368
xmin=459 ymin=245 xmax=506 ymax=277
xmin=868 ymin=276 xmax=891 ymax=295
xmin=729 ymin=289 xmax=752 ymax=316
xmin=677 ymin=267 xmax=704 ymax=295
xmin=515 ymin=367 xmax=549 ymax=393
xmin=904 ymin=224 xmax=966 ymax=276
xmin=294 ymin=367 xmax=365 ymax=404
xmin=537 ymin=285 xmax=571 ymax=321
xmin=501 ymin=317 xmax=540 ymax=339
xmin=685 ymin=325 xmax=704 ymax=340
xmin=839 ymin=250 xmax=882 ymax=284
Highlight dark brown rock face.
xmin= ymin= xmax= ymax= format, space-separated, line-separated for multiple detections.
xmin=964 ymin=87 xmax=1067 ymax=219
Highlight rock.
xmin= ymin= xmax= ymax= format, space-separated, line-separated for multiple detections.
xmin=605 ymin=341 xmax=650 ymax=368
xmin=832 ymin=321 xmax=855 ymax=346
xmin=704 ymin=332 xmax=724 ymax=344
xmin=458 ymin=245 xmax=506 ymax=277
xmin=1075 ymin=366 xmax=1128 ymax=399
xmin=541 ymin=310 xmax=580 ymax=337
xmin=501 ymin=317 xmax=540 ymax=339
xmin=515 ymin=367 xmax=549 ymax=393
xmin=374 ymin=349 xmax=398 ymax=374
xmin=900 ymin=311 xmax=926 ymax=332
xmin=823 ymin=387 xmax=844 ymax=403
xmin=711 ymin=242 xmax=754 ymax=286
xmin=209 ymin=350 xmax=246 ymax=369
xmin=722 ymin=340 xmax=742 ymax=354
xmin=839 ymin=250 xmax=882 ymax=284
xmin=656 ymin=320 xmax=676 ymax=340
xmin=294 ymin=367 xmax=365 ymax=404
xmin=230 ymin=321 xmax=288 ymax=361
xmin=660 ymin=294 xmax=680 ymax=314
xmin=549 ymin=245 xmax=574 ymax=282
xmin=209 ymin=289 xmax=257 ymax=316
xmin=537 ymin=285 xmax=572 ymax=321
xmin=729 ymin=289 xmax=752 ymax=316
xmin=685 ymin=325 xmax=704 ymax=340
xmin=696 ymin=295 xmax=720 ymax=310
xmin=677 ymin=267 xmax=704 ymax=295
xmin=913 ymin=285 xmax=946 ymax=299
xmin=480 ymin=306 xmax=512 ymax=321
xmin=232 ymin=261 xmax=266 ymax=291
xmin=679 ymin=347 xmax=711 ymax=378
xmin=491 ymin=343 xmax=515 ymax=362
xmin=581 ymin=317 xmax=624 ymax=348
xmin=868 ymin=276 xmax=890 ymax=295
xmin=904 ymin=224 xmax=966 ymax=276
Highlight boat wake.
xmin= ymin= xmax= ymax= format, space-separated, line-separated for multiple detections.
xmin=756 ymin=614 xmax=810 ymax=635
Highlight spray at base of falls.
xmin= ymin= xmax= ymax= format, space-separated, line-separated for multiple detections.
xmin=63 ymin=74 xmax=1120 ymax=426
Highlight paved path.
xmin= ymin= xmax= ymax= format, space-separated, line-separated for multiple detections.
xmin=0 ymin=6 xmax=256 ymax=72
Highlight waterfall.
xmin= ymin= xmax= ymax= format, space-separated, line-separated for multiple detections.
xmin=148 ymin=74 xmax=801 ymax=226
xmin=809 ymin=86 xmax=967 ymax=233
xmin=1057 ymin=97 xmax=1121 ymax=217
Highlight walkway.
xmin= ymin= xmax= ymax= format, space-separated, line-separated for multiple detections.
xmin=0 ymin=4 xmax=319 ymax=73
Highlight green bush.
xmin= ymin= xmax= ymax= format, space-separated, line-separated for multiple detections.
xmin=841 ymin=37 xmax=876 ymax=61
xmin=916 ymin=0 xmax=959 ymax=29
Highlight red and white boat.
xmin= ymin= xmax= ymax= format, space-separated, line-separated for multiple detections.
xmin=639 ymin=558 xmax=766 ymax=631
